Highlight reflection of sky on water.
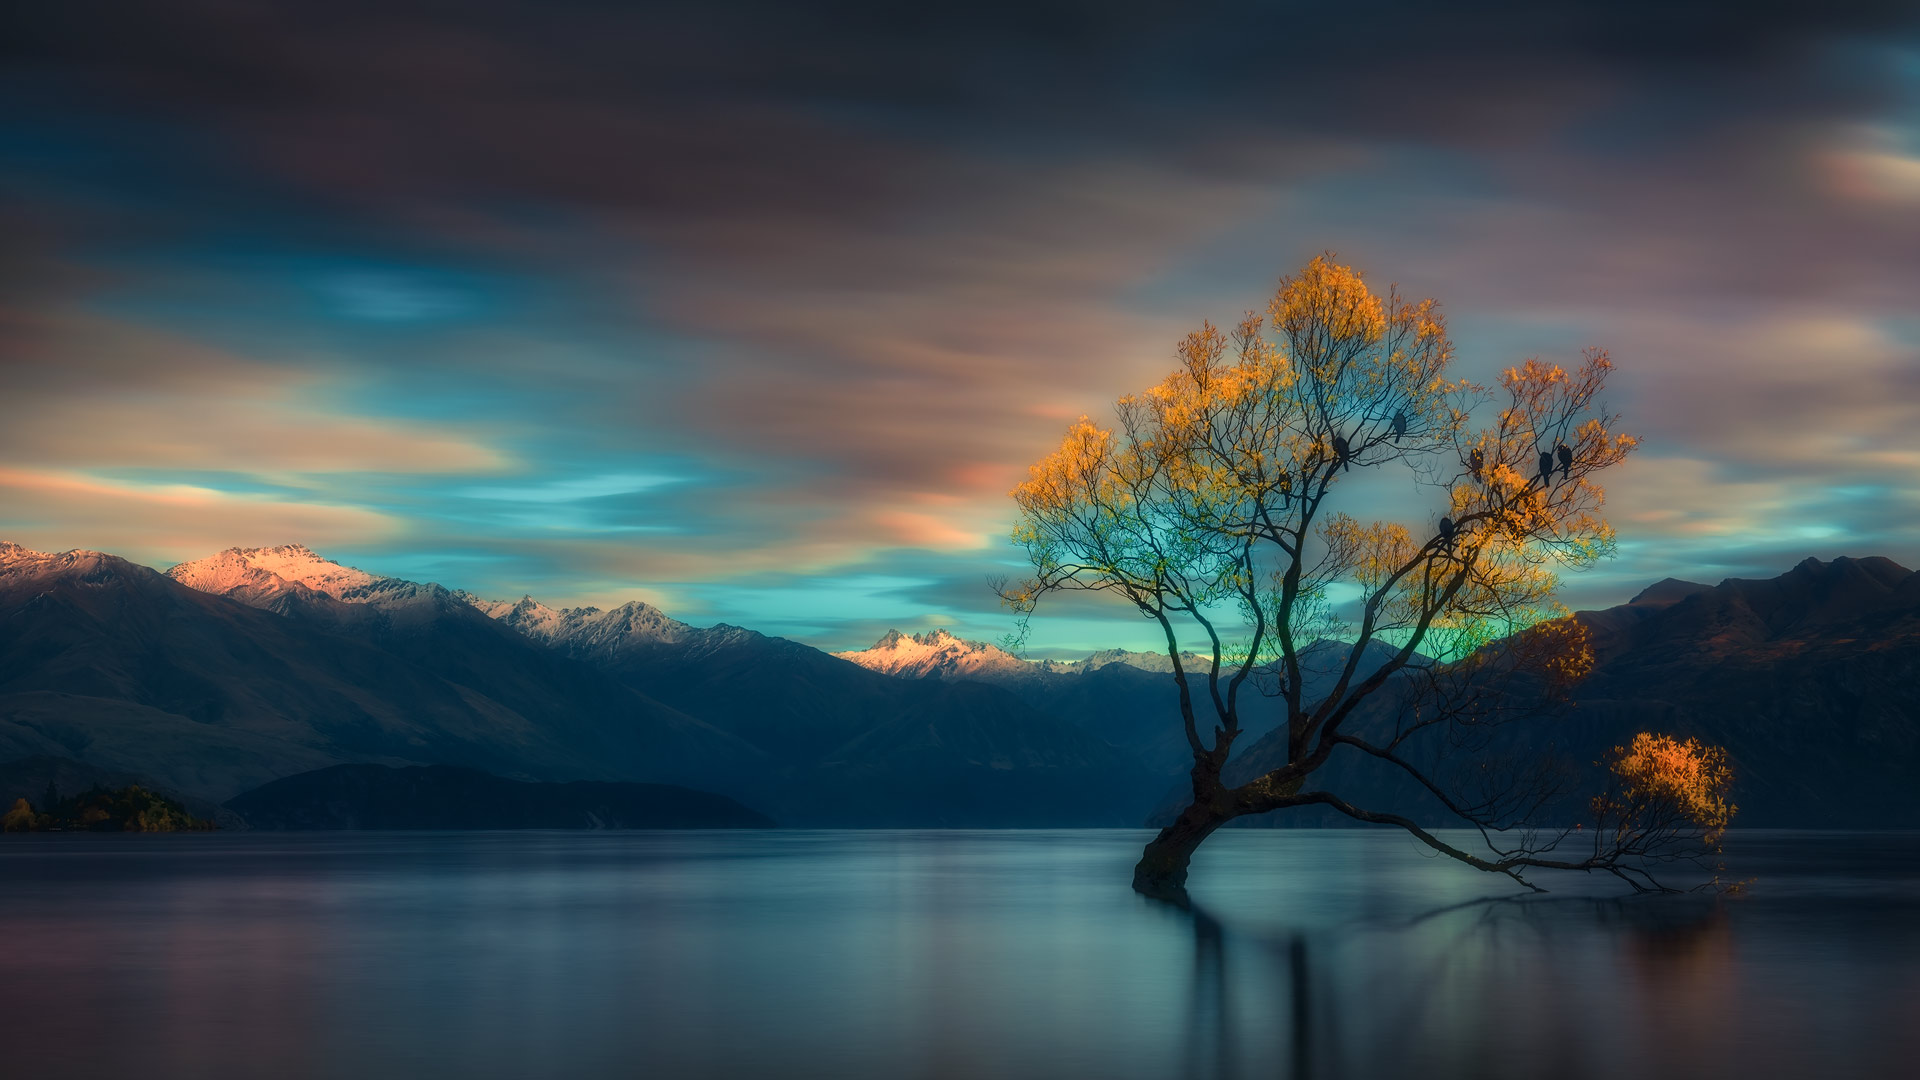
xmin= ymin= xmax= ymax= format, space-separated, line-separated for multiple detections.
xmin=1 ymin=830 xmax=1916 ymax=1079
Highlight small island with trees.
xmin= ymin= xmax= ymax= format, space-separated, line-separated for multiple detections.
xmin=4 ymin=784 xmax=215 ymax=832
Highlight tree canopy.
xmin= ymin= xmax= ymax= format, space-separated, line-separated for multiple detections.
xmin=1007 ymin=254 xmax=1731 ymax=897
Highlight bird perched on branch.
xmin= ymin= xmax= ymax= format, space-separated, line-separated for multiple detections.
xmin=1468 ymin=447 xmax=1484 ymax=480
xmin=1537 ymin=450 xmax=1555 ymax=486
xmin=1391 ymin=411 xmax=1407 ymax=440
xmin=1438 ymin=516 xmax=1458 ymax=550
xmin=1332 ymin=433 xmax=1352 ymax=472
xmin=1556 ymin=442 xmax=1573 ymax=479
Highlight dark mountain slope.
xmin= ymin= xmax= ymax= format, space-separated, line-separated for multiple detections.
xmin=153 ymin=544 xmax=1154 ymax=824
xmin=840 ymin=630 xmax=1402 ymax=788
xmin=226 ymin=763 xmax=771 ymax=829
xmin=803 ymin=677 xmax=1154 ymax=825
xmin=1207 ymin=556 xmax=1920 ymax=829
xmin=0 ymin=548 xmax=759 ymax=803
xmin=1560 ymin=556 xmax=1920 ymax=825
xmin=545 ymin=624 xmax=1154 ymax=824
xmin=0 ymin=753 xmax=230 ymax=824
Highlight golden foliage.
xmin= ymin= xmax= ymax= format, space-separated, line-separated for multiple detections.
xmin=1270 ymin=255 xmax=1386 ymax=356
xmin=1526 ymin=614 xmax=1595 ymax=688
xmin=1005 ymin=254 xmax=1683 ymax=891
xmin=1593 ymin=733 xmax=1737 ymax=848
xmin=1006 ymin=252 xmax=1633 ymax=696
xmin=1321 ymin=514 xmax=1416 ymax=593
xmin=1013 ymin=416 xmax=1118 ymax=515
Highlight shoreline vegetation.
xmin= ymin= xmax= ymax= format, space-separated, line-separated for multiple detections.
xmin=4 ymin=785 xmax=215 ymax=833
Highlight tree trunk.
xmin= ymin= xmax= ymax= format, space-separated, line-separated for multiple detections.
xmin=1132 ymin=798 xmax=1234 ymax=899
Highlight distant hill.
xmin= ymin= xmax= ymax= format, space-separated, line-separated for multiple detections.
xmin=8 ymin=539 xmax=1916 ymax=829
xmin=2 ymin=541 xmax=1152 ymax=825
xmin=462 ymin=603 xmax=1154 ymax=825
xmin=1556 ymin=556 xmax=1920 ymax=826
xmin=1207 ymin=556 xmax=1920 ymax=828
xmin=2 ymin=754 xmax=146 ymax=807
xmin=226 ymin=764 xmax=773 ymax=829
xmin=0 ymin=542 xmax=761 ymax=804
xmin=0 ymin=754 xmax=231 ymax=824
xmin=838 ymin=628 xmax=1400 ymax=780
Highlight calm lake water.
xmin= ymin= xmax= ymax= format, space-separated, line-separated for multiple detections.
xmin=2 ymin=829 xmax=1917 ymax=1079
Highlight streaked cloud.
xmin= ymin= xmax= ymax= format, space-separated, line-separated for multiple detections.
xmin=459 ymin=474 xmax=682 ymax=504
xmin=0 ymin=311 xmax=510 ymax=474
xmin=0 ymin=467 xmax=398 ymax=563
xmin=3 ymin=1 xmax=1919 ymax=650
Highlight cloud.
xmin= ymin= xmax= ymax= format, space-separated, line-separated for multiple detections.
xmin=0 ymin=467 xmax=398 ymax=565
xmin=870 ymin=510 xmax=989 ymax=552
xmin=0 ymin=310 xmax=510 ymax=475
xmin=459 ymin=474 xmax=682 ymax=503
xmin=2 ymin=1 xmax=1919 ymax=649
xmin=319 ymin=271 xmax=474 ymax=323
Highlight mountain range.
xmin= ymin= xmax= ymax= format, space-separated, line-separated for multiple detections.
xmin=0 ymin=542 xmax=1152 ymax=825
xmin=1205 ymin=556 xmax=1920 ymax=828
xmin=2 ymin=540 xmax=1916 ymax=828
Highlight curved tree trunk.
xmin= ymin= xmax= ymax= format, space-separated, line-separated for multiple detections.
xmin=1133 ymin=794 xmax=1236 ymax=899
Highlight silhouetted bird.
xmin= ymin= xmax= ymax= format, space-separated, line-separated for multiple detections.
xmin=1391 ymin=411 xmax=1407 ymax=440
xmin=1468 ymin=447 xmax=1484 ymax=479
xmin=1332 ymin=434 xmax=1352 ymax=472
xmin=1556 ymin=442 xmax=1573 ymax=478
xmin=1438 ymin=516 xmax=1457 ymax=547
xmin=1537 ymin=451 xmax=1555 ymax=486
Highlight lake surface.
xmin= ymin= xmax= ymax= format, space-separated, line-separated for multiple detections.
xmin=3 ymin=830 xmax=1917 ymax=1079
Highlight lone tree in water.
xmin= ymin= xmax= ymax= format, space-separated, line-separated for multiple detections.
xmin=1007 ymin=254 xmax=1732 ymax=899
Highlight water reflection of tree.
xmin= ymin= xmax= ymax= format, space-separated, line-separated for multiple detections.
xmin=1165 ymin=897 xmax=1322 ymax=1080
xmin=1157 ymin=893 xmax=1730 ymax=1080
xmin=1621 ymin=903 xmax=1737 ymax=1078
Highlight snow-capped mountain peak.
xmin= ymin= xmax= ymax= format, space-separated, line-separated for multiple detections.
xmin=0 ymin=540 xmax=134 ymax=585
xmin=837 ymin=628 xmax=1226 ymax=681
xmin=0 ymin=540 xmax=49 ymax=565
xmin=242 ymin=544 xmax=379 ymax=592
xmin=177 ymin=544 xmax=379 ymax=596
xmin=456 ymin=591 xmax=696 ymax=650
xmin=166 ymin=544 xmax=439 ymax=608
xmin=834 ymin=628 xmax=1028 ymax=678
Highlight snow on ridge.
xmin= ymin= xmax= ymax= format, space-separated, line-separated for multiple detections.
xmin=835 ymin=628 xmax=1030 ymax=678
xmin=456 ymin=590 xmax=696 ymax=649
xmin=167 ymin=543 xmax=392 ymax=602
xmin=0 ymin=540 xmax=50 ymax=564
xmin=0 ymin=540 xmax=115 ymax=565
xmin=167 ymin=550 xmax=295 ymax=597
xmin=20 ymin=538 xmax=698 ymax=647
xmin=229 ymin=544 xmax=378 ymax=595
xmin=836 ymin=627 xmax=1217 ymax=679
xmin=449 ymin=589 xmax=518 ymax=621
xmin=0 ymin=540 xmax=131 ymax=583
xmin=162 ymin=540 xmax=698 ymax=647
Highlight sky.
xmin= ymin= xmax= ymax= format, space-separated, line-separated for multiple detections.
xmin=3 ymin=1 xmax=1919 ymax=656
